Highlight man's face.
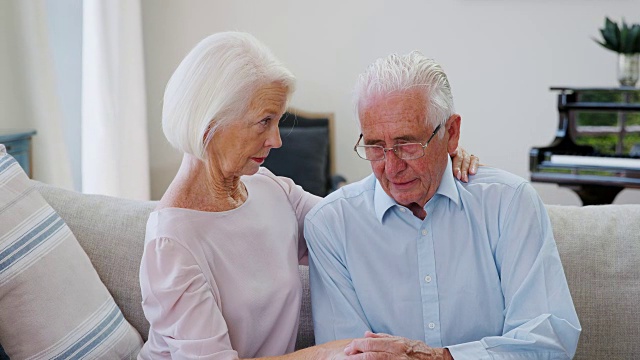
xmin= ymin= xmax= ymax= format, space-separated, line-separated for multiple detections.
xmin=359 ymin=90 xmax=460 ymax=208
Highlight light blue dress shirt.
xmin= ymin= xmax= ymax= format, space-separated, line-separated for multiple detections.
xmin=305 ymin=158 xmax=581 ymax=359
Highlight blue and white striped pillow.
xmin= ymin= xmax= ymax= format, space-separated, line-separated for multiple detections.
xmin=0 ymin=146 xmax=143 ymax=359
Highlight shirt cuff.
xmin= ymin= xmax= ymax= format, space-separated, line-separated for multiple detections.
xmin=446 ymin=341 xmax=490 ymax=360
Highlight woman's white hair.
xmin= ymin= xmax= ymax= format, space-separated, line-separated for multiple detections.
xmin=162 ymin=31 xmax=296 ymax=159
xmin=354 ymin=51 xmax=454 ymax=136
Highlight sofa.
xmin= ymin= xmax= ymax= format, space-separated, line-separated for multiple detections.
xmin=2 ymin=177 xmax=639 ymax=359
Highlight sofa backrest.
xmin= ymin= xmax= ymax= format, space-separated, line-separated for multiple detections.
xmin=34 ymin=182 xmax=155 ymax=341
xmin=35 ymin=182 xmax=640 ymax=358
xmin=546 ymin=204 xmax=640 ymax=359
xmin=34 ymin=181 xmax=318 ymax=350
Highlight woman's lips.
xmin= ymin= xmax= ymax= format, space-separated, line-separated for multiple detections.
xmin=252 ymin=157 xmax=266 ymax=164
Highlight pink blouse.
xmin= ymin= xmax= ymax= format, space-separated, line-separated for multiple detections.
xmin=138 ymin=168 xmax=320 ymax=359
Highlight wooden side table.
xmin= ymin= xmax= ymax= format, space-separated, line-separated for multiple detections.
xmin=0 ymin=130 xmax=37 ymax=178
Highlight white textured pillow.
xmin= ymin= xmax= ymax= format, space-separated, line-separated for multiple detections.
xmin=0 ymin=146 xmax=143 ymax=359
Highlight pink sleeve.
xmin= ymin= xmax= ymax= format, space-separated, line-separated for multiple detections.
xmin=139 ymin=237 xmax=240 ymax=360
xmin=258 ymin=168 xmax=321 ymax=265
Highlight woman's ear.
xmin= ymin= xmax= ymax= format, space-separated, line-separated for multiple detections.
xmin=446 ymin=114 xmax=461 ymax=155
xmin=203 ymin=124 xmax=213 ymax=145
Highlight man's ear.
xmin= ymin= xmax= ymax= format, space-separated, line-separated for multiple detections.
xmin=445 ymin=114 xmax=461 ymax=155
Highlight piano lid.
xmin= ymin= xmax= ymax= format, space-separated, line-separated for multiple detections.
xmin=551 ymin=86 xmax=640 ymax=92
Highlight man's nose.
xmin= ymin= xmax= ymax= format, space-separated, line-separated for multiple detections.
xmin=384 ymin=149 xmax=406 ymax=175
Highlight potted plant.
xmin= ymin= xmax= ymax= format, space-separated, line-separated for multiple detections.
xmin=594 ymin=17 xmax=640 ymax=87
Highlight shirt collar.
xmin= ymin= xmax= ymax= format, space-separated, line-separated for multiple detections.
xmin=373 ymin=156 xmax=461 ymax=223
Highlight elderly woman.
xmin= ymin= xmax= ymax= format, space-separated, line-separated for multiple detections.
xmin=138 ymin=31 xmax=478 ymax=359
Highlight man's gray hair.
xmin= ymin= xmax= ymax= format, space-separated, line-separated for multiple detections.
xmin=354 ymin=51 xmax=455 ymax=134
xmin=162 ymin=31 xmax=296 ymax=159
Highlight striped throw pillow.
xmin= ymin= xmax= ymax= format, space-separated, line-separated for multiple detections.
xmin=0 ymin=146 xmax=143 ymax=359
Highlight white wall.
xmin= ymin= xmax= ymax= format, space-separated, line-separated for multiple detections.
xmin=141 ymin=0 xmax=640 ymax=204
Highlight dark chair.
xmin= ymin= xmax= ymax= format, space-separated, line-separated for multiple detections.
xmin=263 ymin=108 xmax=346 ymax=197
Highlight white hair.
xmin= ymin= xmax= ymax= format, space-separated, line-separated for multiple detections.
xmin=354 ymin=51 xmax=455 ymax=136
xmin=162 ymin=31 xmax=296 ymax=159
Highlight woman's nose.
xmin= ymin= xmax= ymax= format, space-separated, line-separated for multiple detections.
xmin=266 ymin=126 xmax=282 ymax=149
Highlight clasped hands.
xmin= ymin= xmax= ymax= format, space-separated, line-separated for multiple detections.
xmin=326 ymin=332 xmax=453 ymax=360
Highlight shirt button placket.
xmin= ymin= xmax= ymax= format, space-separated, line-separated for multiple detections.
xmin=419 ymin=216 xmax=442 ymax=346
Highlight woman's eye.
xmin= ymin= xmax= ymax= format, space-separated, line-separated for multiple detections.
xmin=259 ymin=117 xmax=271 ymax=126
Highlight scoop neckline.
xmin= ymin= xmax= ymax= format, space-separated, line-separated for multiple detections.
xmin=153 ymin=185 xmax=251 ymax=215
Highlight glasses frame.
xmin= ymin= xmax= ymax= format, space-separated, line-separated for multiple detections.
xmin=353 ymin=124 xmax=442 ymax=161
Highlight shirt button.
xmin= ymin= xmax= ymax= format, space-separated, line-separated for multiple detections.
xmin=424 ymin=275 xmax=432 ymax=283
xmin=421 ymin=229 xmax=428 ymax=236
xmin=428 ymin=322 xmax=436 ymax=329
xmin=400 ymin=207 xmax=406 ymax=212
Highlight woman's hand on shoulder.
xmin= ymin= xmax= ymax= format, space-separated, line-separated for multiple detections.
xmin=450 ymin=146 xmax=479 ymax=183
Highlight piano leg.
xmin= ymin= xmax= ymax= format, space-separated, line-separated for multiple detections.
xmin=566 ymin=185 xmax=624 ymax=205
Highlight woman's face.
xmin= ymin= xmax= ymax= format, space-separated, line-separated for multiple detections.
xmin=208 ymin=82 xmax=288 ymax=178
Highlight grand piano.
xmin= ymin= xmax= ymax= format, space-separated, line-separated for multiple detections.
xmin=530 ymin=87 xmax=640 ymax=205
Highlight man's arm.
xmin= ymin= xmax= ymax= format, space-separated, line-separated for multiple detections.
xmin=341 ymin=183 xmax=581 ymax=360
xmin=306 ymin=218 xmax=453 ymax=359
xmin=305 ymin=213 xmax=371 ymax=343
xmin=446 ymin=182 xmax=581 ymax=359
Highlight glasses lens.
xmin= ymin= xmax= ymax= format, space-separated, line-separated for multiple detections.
xmin=395 ymin=143 xmax=424 ymax=160
xmin=356 ymin=146 xmax=384 ymax=161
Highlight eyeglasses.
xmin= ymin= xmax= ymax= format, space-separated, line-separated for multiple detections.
xmin=354 ymin=124 xmax=442 ymax=161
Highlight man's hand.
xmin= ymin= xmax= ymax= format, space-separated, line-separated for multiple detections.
xmin=342 ymin=332 xmax=453 ymax=360
xmin=450 ymin=146 xmax=479 ymax=183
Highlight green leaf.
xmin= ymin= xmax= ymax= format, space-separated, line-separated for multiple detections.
xmin=605 ymin=17 xmax=617 ymax=34
xmin=594 ymin=38 xmax=616 ymax=52
xmin=630 ymin=25 xmax=640 ymax=53
xmin=621 ymin=22 xmax=630 ymax=53
xmin=613 ymin=19 xmax=622 ymax=50
xmin=596 ymin=17 xmax=640 ymax=53
xmin=601 ymin=17 xmax=621 ymax=51
xmin=600 ymin=28 xmax=619 ymax=51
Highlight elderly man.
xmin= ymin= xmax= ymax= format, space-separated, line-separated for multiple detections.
xmin=304 ymin=52 xmax=581 ymax=359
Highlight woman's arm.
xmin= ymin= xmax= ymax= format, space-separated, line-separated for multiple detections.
xmin=251 ymin=339 xmax=352 ymax=360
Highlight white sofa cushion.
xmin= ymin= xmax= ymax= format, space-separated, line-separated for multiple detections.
xmin=34 ymin=180 xmax=157 ymax=342
xmin=0 ymin=147 xmax=143 ymax=359
xmin=547 ymin=204 xmax=640 ymax=359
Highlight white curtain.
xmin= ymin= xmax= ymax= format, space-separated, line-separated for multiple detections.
xmin=6 ymin=0 xmax=74 ymax=189
xmin=82 ymin=0 xmax=150 ymax=200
